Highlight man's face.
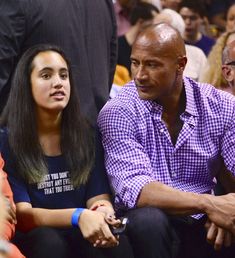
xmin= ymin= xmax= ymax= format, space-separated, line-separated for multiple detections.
xmin=222 ymin=45 xmax=235 ymax=92
xmin=179 ymin=7 xmax=202 ymax=41
xmin=130 ymin=36 xmax=182 ymax=102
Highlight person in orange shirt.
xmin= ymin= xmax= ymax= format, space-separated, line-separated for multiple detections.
xmin=0 ymin=155 xmax=25 ymax=258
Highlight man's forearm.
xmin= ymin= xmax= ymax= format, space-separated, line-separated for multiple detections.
xmin=137 ymin=181 xmax=205 ymax=216
xmin=137 ymin=181 xmax=235 ymax=235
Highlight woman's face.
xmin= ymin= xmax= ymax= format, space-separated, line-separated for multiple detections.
xmin=30 ymin=51 xmax=71 ymax=115
xmin=226 ymin=4 xmax=235 ymax=32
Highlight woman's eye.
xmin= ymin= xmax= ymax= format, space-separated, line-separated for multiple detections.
xmin=60 ymin=73 xmax=68 ymax=80
xmin=41 ymin=73 xmax=50 ymax=79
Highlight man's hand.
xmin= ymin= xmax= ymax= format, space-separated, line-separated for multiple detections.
xmin=205 ymin=220 xmax=234 ymax=250
xmin=205 ymin=193 xmax=235 ymax=235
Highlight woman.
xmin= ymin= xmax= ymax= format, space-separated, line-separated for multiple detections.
xmin=0 ymin=44 xmax=132 ymax=258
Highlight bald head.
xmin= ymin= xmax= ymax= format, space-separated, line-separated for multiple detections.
xmin=133 ymin=23 xmax=186 ymax=58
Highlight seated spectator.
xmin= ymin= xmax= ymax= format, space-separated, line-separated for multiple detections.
xmin=221 ymin=39 xmax=235 ymax=95
xmin=0 ymin=44 xmax=133 ymax=258
xmin=199 ymin=30 xmax=235 ymax=93
xmin=179 ymin=0 xmax=215 ymax=56
xmin=98 ymin=23 xmax=235 ymax=258
xmin=118 ymin=1 xmax=159 ymax=75
xmin=0 ymin=156 xmax=25 ymax=258
xmin=154 ymin=8 xmax=207 ymax=81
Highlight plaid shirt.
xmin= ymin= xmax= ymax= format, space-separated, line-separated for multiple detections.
xmin=98 ymin=77 xmax=235 ymax=213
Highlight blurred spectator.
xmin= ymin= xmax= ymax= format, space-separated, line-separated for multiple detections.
xmin=110 ymin=65 xmax=131 ymax=98
xmin=113 ymin=0 xmax=134 ymax=36
xmin=143 ymin=0 xmax=162 ymax=10
xmin=179 ymin=0 xmax=215 ymax=55
xmin=154 ymin=8 xmax=207 ymax=81
xmin=206 ymin=0 xmax=235 ymax=32
xmin=160 ymin=0 xmax=182 ymax=11
xmin=226 ymin=3 xmax=235 ymax=32
xmin=222 ymin=39 xmax=235 ymax=95
xmin=0 ymin=0 xmax=117 ymax=125
xmin=117 ymin=1 xmax=159 ymax=74
xmin=200 ymin=30 xmax=235 ymax=93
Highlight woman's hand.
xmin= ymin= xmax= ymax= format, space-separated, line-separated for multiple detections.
xmin=78 ymin=209 xmax=119 ymax=248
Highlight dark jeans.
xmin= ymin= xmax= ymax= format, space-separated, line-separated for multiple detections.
xmin=124 ymin=207 xmax=235 ymax=258
xmin=13 ymin=227 xmax=134 ymax=258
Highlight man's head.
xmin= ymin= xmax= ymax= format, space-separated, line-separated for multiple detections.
xmin=179 ymin=0 xmax=206 ymax=42
xmin=222 ymin=39 xmax=235 ymax=91
xmin=130 ymin=23 xmax=187 ymax=103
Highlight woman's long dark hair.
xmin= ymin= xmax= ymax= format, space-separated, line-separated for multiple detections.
xmin=1 ymin=44 xmax=95 ymax=186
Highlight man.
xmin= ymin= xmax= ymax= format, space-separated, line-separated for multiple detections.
xmin=179 ymin=0 xmax=215 ymax=56
xmin=0 ymin=0 xmax=117 ymax=124
xmin=98 ymin=23 xmax=235 ymax=258
xmin=222 ymin=39 xmax=235 ymax=95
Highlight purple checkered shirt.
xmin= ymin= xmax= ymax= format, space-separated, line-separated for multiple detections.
xmin=98 ymin=77 xmax=235 ymax=217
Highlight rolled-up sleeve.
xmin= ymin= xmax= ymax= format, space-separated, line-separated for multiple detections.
xmin=98 ymin=104 xmax=154 ymax=210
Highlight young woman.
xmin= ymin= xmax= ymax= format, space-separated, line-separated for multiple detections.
xmin=0 ymin=44 xmax=132 ymax=258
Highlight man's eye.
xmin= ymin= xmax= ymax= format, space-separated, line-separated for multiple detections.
xmin=148 ymin=63 xmax=156 ymax=68
xmin=131 ymin=60 xmax=138 ymax=66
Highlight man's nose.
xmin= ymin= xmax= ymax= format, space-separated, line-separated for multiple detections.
xmin=135 ymin=66 xmax=147 ymax=81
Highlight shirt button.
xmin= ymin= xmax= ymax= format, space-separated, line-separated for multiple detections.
xmin=160 ymin=128 xmax=164 ymax=134
xmin=172 ymin=172 xmax=176 ymax=177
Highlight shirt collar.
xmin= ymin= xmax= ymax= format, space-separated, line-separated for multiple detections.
xmin=183 ymin=77 xmax=199 ymax=117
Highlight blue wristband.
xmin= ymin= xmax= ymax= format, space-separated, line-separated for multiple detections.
xmin=71 ymin=208 xmax=85 ymax=228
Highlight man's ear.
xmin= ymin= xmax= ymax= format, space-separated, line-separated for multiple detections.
xmin=177 ymin=56 xmax=187 ymax=73
xmin=222 ymin=65 xmax=234 ymax=83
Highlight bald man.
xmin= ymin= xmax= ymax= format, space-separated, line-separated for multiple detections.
xmin=222 ymin=40 xmax=235 ymax=95
xmin=98 ymin=23 xmax=235 ymax=258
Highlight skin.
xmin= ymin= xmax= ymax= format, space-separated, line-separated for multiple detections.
xmin=222 ymin=40 xmax=235 ymax=95
xmin=179 ymin=7 xmax=202 ymax=43
xmin=131 ymin=23 xmax=235 ymax=251
xmin=17 ymin=51 xmax=119 ymax=248
xmin=226 ymin=4 xmax=235 ymax=32
xmin=131 ymin=23 xmax=187 ymax=144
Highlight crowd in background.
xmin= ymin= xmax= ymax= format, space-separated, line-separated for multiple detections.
xmin=0 ymin=0 xmax=235 ymax=257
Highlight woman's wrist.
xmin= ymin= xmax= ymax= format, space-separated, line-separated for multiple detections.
xmin=71 ymin=208 xmax=85 ymax=228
